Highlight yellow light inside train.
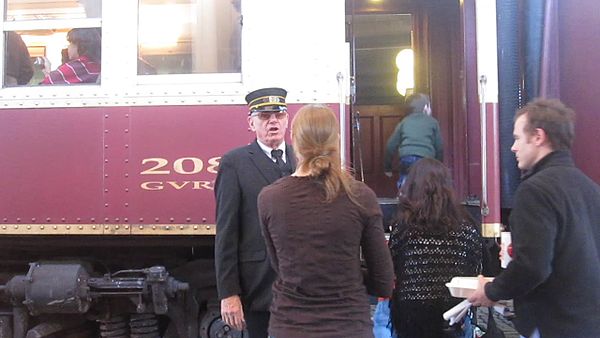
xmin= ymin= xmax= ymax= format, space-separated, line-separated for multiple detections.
xmin=396 ymin=48 xmax=414 ymax=96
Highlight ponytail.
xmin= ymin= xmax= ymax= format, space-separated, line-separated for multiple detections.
xmin=292 ymin=105 xmax=359 ymax=204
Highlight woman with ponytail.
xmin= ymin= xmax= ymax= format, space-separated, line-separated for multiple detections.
xmin=258 ymin=104 xmax=394 ymax=338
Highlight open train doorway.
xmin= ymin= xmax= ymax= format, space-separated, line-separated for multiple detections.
xmin=346 ymin=0 xmax=469 ymax=200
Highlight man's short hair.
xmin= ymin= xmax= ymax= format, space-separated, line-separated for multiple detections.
xmin=515 ymin=98 xmax=575 ymax=151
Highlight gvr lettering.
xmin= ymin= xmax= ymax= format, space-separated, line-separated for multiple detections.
xmin=140 ymin=156 xmax=220 ymax=191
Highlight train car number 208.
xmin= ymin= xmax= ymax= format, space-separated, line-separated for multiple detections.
xmin=139 ymin=156 xmax=221 ymax=191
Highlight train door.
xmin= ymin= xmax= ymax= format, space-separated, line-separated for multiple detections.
xmin=346 ymin=0 xmax=471 ymax=200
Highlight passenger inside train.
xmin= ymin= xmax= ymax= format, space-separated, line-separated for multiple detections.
xmin=2 ymin=0 xmax=242 ymax=89
xmin=40 ymin=27 xmax=101 ymax=85
xmin=4 ymin=31 xmax=34 ymax=86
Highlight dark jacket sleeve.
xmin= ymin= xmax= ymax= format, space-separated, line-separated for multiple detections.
xmin=485 ymin=182 xmax=557 ymax=301
xmin=214 ymin=153 xmax=242 ymax=299
xmin=359 ymin=186 xmax=394 ymax=297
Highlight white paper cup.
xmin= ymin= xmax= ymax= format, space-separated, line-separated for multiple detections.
xmin=500 ymin=231 xmax=512 ymax=268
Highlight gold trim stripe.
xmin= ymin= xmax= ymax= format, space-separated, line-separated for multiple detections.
xmin=249 ymin=96 xmax=287 ymax=111
xmin=481 ymin=222 xmax=502 ymax=238
xmin=0 ymin=224 xmax=216 ymax=236
xmin=251 ymin=101 xmax=287 ymax=110
xmin=248 ymin=95 xmax=285 ymax=107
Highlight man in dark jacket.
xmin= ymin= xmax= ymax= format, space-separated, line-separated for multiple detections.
xmin=214 ymin=87 xmax=295 ymax=338
xmin=468 ymin=99 xmax=600 ymax=338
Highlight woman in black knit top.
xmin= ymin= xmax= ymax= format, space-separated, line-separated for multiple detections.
xmin=389 ymin=158 xmax=482 ymax=338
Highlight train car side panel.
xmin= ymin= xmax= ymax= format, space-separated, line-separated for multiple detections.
xmin=0 ymin=108 xmax=104 ymax=223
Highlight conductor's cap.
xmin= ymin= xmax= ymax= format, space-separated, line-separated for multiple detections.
xmin=245 ymin=87 xmax=288 ymax=115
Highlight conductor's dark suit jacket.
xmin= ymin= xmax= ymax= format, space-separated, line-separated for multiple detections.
xmin=214 ymin=140 xmax=295 ymax=311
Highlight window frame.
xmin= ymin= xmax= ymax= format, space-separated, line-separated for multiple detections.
xmin=0 ymin=0 xmax=243 ymax=104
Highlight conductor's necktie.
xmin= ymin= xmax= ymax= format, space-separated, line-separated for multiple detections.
xmin=271 ymin=149 xmax=285 ymax=169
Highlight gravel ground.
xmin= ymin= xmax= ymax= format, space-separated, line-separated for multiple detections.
xmin=370 ymin=299 xmax=521 ymax=338
xmin=475 ymin=304 xmax=520 ymax=338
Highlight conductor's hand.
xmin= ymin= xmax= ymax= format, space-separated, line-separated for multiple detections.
xmin=384 ymin=171 xmax=393 ymax=178
xmin=221 ymin=295 xmax=246 ymax=331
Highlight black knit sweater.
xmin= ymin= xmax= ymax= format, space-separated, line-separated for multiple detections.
xmin=389 ymin=221 xmax=482 ymax=338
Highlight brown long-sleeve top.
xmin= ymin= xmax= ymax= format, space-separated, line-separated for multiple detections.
xmin=258 ymin=176 xmax=394 ymax=338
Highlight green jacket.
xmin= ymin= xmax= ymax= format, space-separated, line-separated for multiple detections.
xmin=384 ymin=112 xmax=443 ymax=171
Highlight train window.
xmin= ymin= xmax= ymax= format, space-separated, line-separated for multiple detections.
xmin=353 ymin=14 xmax=413 ymax=104
xmin=2 ymin=0 xmax=102 ymax=87
xmin=2 ymin=0 xmax=242 ymax=91
xmin=137 ymin=0 xmax=241 ymax=75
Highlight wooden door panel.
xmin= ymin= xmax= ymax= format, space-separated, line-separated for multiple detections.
xmin=354 ymin=104 xmax=408 ymax=197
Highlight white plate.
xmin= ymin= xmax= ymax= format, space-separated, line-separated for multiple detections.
xmin=445 ymin=276 xmax=493 ymax=298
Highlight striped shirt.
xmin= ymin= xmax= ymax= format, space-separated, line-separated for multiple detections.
xmin=41 ymin=55 xmax=100 ymax=85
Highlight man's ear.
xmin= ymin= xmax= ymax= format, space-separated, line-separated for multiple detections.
xmin=247 ymin=116 xmax=256 ymax=132
xmin=533 ymin=128 xmax=548 ymax=146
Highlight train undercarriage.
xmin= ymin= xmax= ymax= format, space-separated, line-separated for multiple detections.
xmin=0 ymin=237 xmax=240 ymax=338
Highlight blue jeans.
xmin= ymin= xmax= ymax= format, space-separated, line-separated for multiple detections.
xmin=373 ymin=299 xmax=398 ymax=338
xmin=397 ymin=155 xmax=423 ymax=189
xmin=520 ymin=328 xmax=541 ymax=338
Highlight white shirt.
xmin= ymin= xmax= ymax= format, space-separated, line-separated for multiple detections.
xmin=256 ymin=139 xmax=286 ymax=163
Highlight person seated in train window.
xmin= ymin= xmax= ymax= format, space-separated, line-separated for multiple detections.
xmin=389 ymin=158 xmax=482 ymax=338
xmin=40 ymin=28 xmax=101 ymax=85
xmin=4 ymin=31 xmax=34 ymax=87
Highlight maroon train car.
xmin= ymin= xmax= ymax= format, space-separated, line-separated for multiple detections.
xmin=0 ymin=1 xmax=348 ymax=337
xmin=2 ymin=0 xmax=600 ymax=337
xmin=0 ymin=103 xmax=341 ymax=338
